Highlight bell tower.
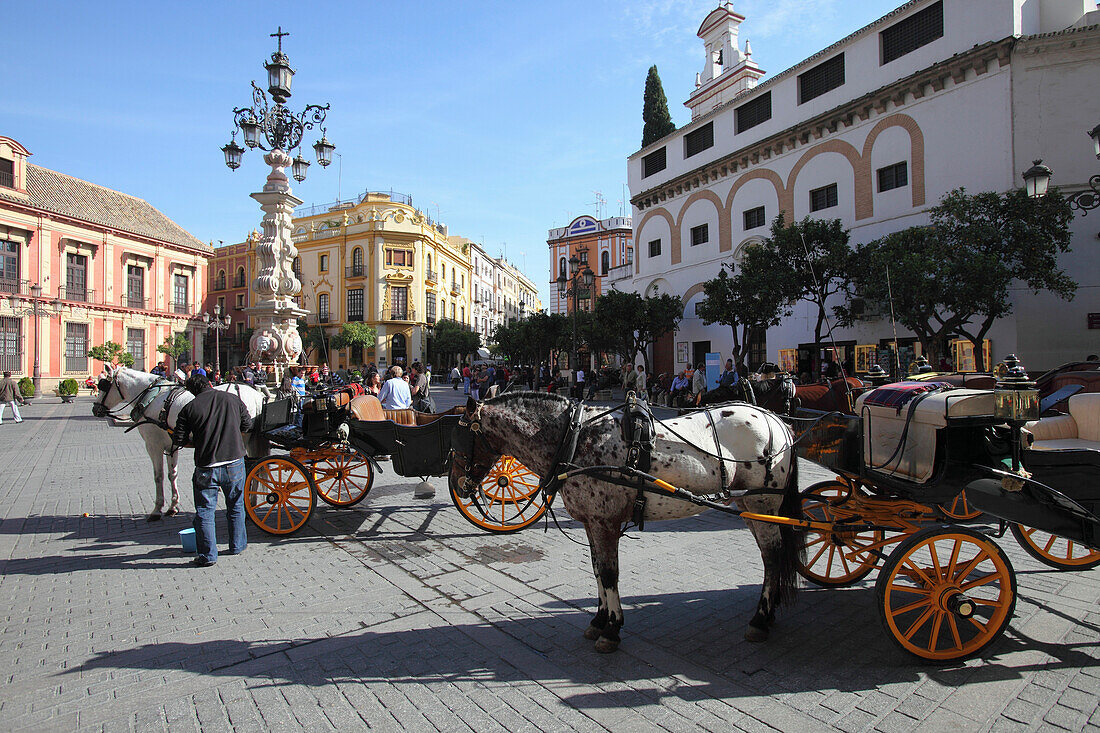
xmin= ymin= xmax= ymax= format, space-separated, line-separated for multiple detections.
xmin=686 ymin=2 xmax=764 ymax=120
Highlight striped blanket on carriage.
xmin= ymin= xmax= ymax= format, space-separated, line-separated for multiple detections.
xmin=861 ymin=381 xmax=952 ymax=412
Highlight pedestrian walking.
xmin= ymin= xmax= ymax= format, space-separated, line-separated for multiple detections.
xmin=172 ymin=373 xmax=253 ymax=566
xmin=0 ymin=371 xmax=26 ymax=424
xmin=450 ymin=365 xmax=461 ymax=390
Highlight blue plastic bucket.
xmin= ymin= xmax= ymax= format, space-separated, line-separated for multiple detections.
xmin=179 ymin=528 xmax=197 ymax=553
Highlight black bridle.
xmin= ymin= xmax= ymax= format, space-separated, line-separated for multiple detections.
xmin=92 ymin=370 xmax=177 ymax=422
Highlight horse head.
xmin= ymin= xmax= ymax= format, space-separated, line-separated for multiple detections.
xmin=92 ymin=366 xmax=156 ymax=419
xmin=448 ymin=397 xmax=502 ymax=498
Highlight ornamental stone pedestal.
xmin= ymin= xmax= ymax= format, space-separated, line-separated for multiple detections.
xmin=245 ymin=149 xmax=308 ymax=381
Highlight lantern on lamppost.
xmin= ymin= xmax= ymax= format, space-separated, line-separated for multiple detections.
xmin=993 ymin=356 xmax=1039 ymax=472
xmin=1022 ymin=123 xmax=1100 ymax=215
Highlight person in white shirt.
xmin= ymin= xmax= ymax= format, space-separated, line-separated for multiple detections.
xmin=378 ymin=365 xmax=413 ymax=409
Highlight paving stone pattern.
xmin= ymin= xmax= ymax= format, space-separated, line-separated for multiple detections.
xmin=0 ymin=394 xmax=1098 ymax=732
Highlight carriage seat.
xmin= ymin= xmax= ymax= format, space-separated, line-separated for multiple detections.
xmin=1025 ymin=393 xmax=1100 ymax=452
xmin=348 ymin=395 xmax=458 ymax=426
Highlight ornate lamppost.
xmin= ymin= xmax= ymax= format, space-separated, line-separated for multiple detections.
xmin=220 ymin=27 xmax=335 ymax=379
xmin=195 ymin=304 xmax=232 ymax=375
xmin=1021 ymin=123 xmax=1100 ymax=215
xmin=8 ymin=285 xmax=62 ymax=397
xmin=555 ymin=249 xmax=594 ymax=395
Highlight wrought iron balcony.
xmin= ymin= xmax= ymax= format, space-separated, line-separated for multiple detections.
xmin=382 ymin=306 xmax=416 ymax=322
xmin=213 ymin=277 xmax=227 ymax=291
xmin=347 ymin=312 xmax=364 ymax=322
xmin=123 ymin=294 xmax=150 ymax=310
xmin=450 ymin=282 xmax=460 ymax=296
xmin=425 ymin=269 xmax=438 ymax=283
xmin=171 ymin=301 xmax=190 ymax=314
xmin=0 ymin=170 xmax=14 ymax=189
xmin=345 ymin=264 xmax=366 ymax=278
xmin=0 ymin=279 xmax=30 ymax=295
xmin=232 ymin=275 xmax=247 ymax=288
xmin=59 ymin=286 xmax=97 ymax=304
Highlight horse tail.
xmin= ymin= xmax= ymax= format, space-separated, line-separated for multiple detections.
xmin=773 ymin=453 xmax=804 ymax=608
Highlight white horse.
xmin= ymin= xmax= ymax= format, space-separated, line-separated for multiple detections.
xmin=92 ymin=365 xmax=268 ymax=520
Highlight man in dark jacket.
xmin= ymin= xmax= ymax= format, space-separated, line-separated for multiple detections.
xmin=173 ymin=373 xmax=253 ymax=566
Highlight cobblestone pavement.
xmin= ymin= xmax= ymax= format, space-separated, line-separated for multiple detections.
xmin=1 ymin=392 xmax=1098 ymax=732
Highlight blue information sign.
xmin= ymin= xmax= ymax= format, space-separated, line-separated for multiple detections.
xmin=705 ymin=352 xmax=722 ymax=391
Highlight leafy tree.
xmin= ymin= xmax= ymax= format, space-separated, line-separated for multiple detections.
xmin=590 ymin=290 xmax=682 ymax=372
xmin=491 ymin=319 xmax=527 ymax=363
xmin=697 ymin=259 xmax=790 ymax=373
xmin=432 ymin=319 xmax=480 ymax=367
xmin=156 ymin=332 xmax=192 ymax=372
xmin=296 ymin=319 xmax=328 ymax=365
xmin=642 ymin=65 xmax=676 ymax=147
xmin=88 ymin=341 xmax=135 ymax=368
xmin=523 ymin=311 xmax=570 ymax=366
xmin=930 ymin=188 xmax=1075 ymax=370
xmin=329 ymin=322 xmax=377 ymax=352
xmin=758 ymin=213 xmax=854 ymax=347
xmin=843 ymin=227 xmax=966 ymax=368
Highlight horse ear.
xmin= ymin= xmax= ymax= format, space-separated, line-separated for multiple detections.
xmin=465 ymin=397 xmax=478 ymax=413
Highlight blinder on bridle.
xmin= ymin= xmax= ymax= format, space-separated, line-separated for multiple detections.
xmin=449 ymin=414 xmax=496 ymax=496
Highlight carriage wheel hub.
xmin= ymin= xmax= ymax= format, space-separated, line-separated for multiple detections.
xmin=266 ymin=492 xmax=279 ymax=505
xmin=497 ymin=476 xmax=510 ymax=488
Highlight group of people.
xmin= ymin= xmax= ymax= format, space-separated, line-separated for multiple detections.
xmin=450 ymin=363 xmax=519 ymax=401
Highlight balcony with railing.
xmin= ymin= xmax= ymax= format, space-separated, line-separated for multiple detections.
xmin=382 ymin=306 xmax=416 ymax=322
xmin=58 ymin=286 xmax=98 ymax=304
xmin=232 ymin=275 xmax=247 ymax=288
xmin=0 ymin=170 xmax=14 ymax=189
xmin=171 ymin=301 xmax=190 ymax=315
xmin=122 ymin=294 xmax=150 ymax=310
xmin=450 ymin=282 xmax=460 ymax=296
xmin=607 ymin=263 xmax=633 ymax=283
xmin=345 ymin=264 xmax=366 ymax=278
xmin=347 ymin=311 xmax=364 ymax=322
xmin=213 ymin=276 xmax=227 ymax=291
xmin=0 ymin=279 xmax=30 ymax=296
xmin=317 ymin=313 xmax=330 ymax=323
xmin=425 ymin=269 xmax=437 ymax=283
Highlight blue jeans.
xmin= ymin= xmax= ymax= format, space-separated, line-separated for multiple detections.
xmin=463 ymin=376 xmax=470 ymax=395
xmin=192 ymin=459 xmax=247 ymax=563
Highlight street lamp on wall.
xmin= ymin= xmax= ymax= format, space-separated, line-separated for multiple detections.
xmin=1023 ymin=123 xmax=1100 ymax=216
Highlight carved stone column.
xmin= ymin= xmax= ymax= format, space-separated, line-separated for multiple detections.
xmin=245 ymin=149 xmax=308 ymax=379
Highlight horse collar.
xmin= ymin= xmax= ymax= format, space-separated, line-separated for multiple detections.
xmin=538 ymin=401 xmax=586 ymax=502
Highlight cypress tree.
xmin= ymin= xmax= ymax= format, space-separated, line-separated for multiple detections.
xmin=642 ymin=65 xmax=676 ymax=147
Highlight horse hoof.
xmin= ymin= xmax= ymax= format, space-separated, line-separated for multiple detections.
xmin=583 ymin=625 xmax=603 ymax=641
xmin=594 ymin=637 xmax=620 ymax=654
xmin=146 ymin=513 xmax=162 ymax=522
xmin=744 ymin=625 xmax=769 ymax=643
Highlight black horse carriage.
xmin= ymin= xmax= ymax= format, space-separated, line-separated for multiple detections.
xmin=790 ymin=375 xmax=1099 ymax=660
xmin=244 ymin=388 xmax=546 ymax=536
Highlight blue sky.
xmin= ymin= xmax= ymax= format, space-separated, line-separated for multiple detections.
xmin=1 ymin=0 xmax=903 ymax=306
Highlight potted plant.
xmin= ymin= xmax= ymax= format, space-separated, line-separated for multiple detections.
xmin=56 ymin=378 xmax=79 ymax=403
xmin=18 ymin=377 xmax=35 ymax=402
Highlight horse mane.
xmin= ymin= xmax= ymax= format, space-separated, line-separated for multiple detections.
xmin=484 ymin=390 xmax=570 ymax=408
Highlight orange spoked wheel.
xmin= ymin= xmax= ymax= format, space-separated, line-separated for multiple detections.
xmin=245 ymin=456 xmax=317 ymax=535
xmin=1010 ymin=524 xmax=1100 ymax=571
xmin=798 ymin=479 xmax=884 ymax=587
xmin=876 ymin=526 xmax=1016 ymax=661
xmin=450 ymin=455 xmax=547 ymax=534
xmin=306 ymin=447 xmax=375 ymax=507
xmin=937 ymin=490 xmax=983 ymax=521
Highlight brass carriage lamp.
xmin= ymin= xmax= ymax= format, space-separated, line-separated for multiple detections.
xmin=994 ymin=362 xmax=1039 ymax=472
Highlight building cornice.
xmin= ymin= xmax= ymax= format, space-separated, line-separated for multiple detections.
xmin=632 ymin=37 xmax=1013 ymax=210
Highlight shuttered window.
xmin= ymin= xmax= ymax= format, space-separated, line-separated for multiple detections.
xmin=642 ymin=147 xmax=667 ymax=178
xmin=798 ymin=54 xmax=845 ymax=104
xmin=881 ymin=1 xmax=944 ymax=64
xmin=683 ymin=122 xmax=714 ymax=159
xmin=735 ymin=92 xmax=771 ymax=134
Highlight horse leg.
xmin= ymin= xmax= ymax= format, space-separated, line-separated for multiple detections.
xmin=583 ymin=528 xmax=610 ymax=641
xmin=142 ymin=433 xmax=167 ymax=521
xmin=743 ymin=518 xmax=785 ymax=642
xmin=585 ymin=521 xmax=624 ymax=653
xmin=164 ymin=448 xmax=180 ymax=515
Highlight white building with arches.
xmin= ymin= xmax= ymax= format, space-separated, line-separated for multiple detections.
xmin=628 ymin=0 xmax=1100 ymax=377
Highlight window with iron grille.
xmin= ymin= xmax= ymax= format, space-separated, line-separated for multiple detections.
xmin=0 ymin=317 xmax=21 ymax=372
xmin=809 ymin=183 xmax=838 ymax=212
xmin=648 ymin=239 xmax=662 ymax=258
xmin=684 ymin=122 xmax=714 ymax=159
xmin=0 ymin=240 xmax=20 ymax=294
xmin=0 ymin=158 xmax=13 ymax=189
xmin=877 ymin=161 xmax=908 ymax=192
xmin=65 ymin=322 xmax=88 ymax=373
xmin=127 ymin=328 xmax=145 ymax=370
xmin=127 ymin=265 xmax=144 ymax=308
xmin=346 ymin=289 xmax=363 ymax=321
xmin=172 ymin=273 xmax=188 ymax=311
xmin=66 ymin=253 xmax=87 ymax=301
xmin=318 ymin=293 xmax=330 ymax=321
xmin=735 ymin=92 xmax=771 ymax=134
xmin=690 ymin=224 xmax=709 ymax=246
xmin=798 ymin=54 xmax=845 ymax=104
xmin=426 ymin=293 xmax=437 ymax=323
xmin=319 ymin=254 xmax=328 ymax=272
xmin=743 ymin=206 xmax=766 ymax=230
xmin=881 ymin=1 xmax=943 ymax=65
xmin=642 ymin=147 xmax=666 ymax=178
xmin=748 ymin=330 xmax=767 ymax=371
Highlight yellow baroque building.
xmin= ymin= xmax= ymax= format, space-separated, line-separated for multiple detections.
xmin=211 ymin=191 xmax=472 ymax=370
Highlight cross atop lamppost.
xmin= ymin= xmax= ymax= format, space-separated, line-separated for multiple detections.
xmin=220 ymin=29 xmax=335 ymax=381
xmin=556 ymin=247 xmax=594 ymax=396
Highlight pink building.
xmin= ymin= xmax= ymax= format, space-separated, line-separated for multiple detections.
xmin=0 ymin=134 xmax=211 ymax=392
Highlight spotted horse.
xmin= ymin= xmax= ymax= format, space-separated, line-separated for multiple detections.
xmin=449 ymin=391 xmax=803 ymax=653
